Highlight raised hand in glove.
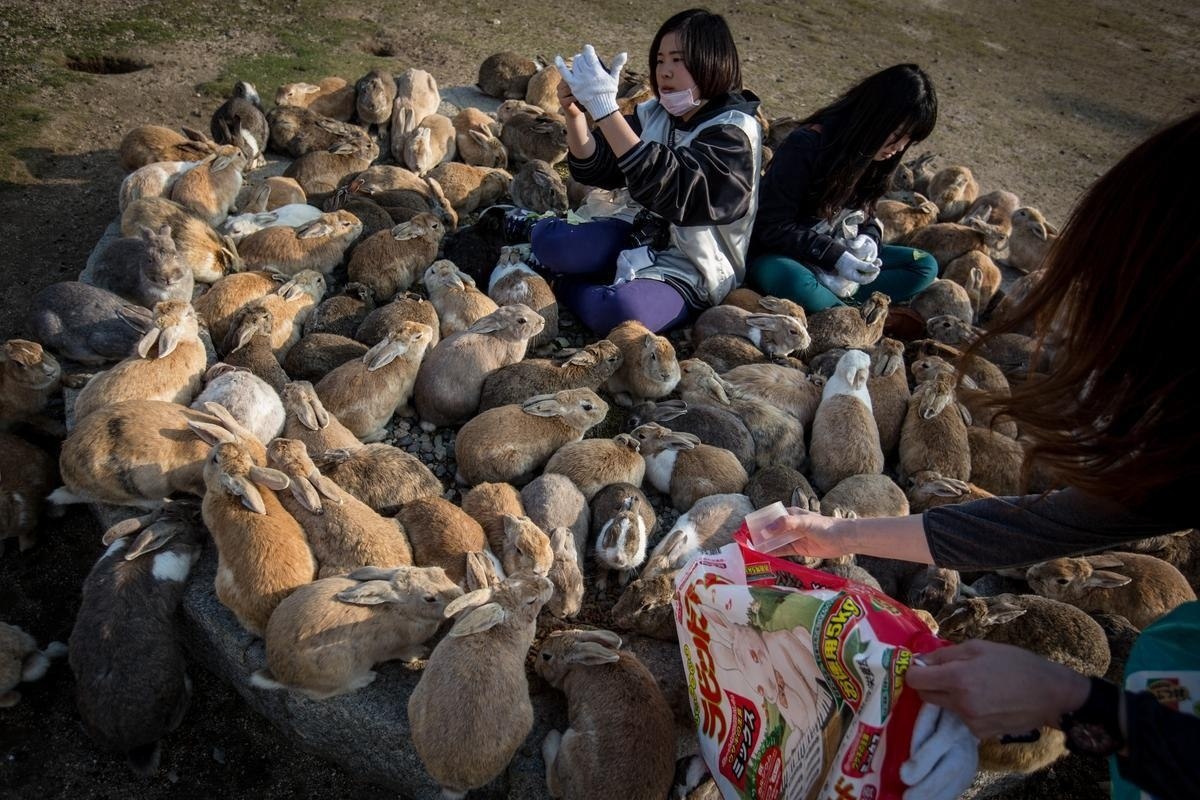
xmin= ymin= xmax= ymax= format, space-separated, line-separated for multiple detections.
xmin=901 ymin=702 xmax=979 ymax=800
xmin=834 ymin=250 xmax=882 ymax=284
xmin=554 ymin=45 xmax=628 ymax=121
xmin=846 ymin=233 xmax=879 ymax=264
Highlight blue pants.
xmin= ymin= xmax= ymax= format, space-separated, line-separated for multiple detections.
xmin=748 ymin=246 xmax=939 ymax=313
xmin=531 ymin=217 xmax=691 ymax=335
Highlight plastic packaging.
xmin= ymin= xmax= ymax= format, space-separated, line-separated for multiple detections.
xmin=673 ymin=538 xmax=946 ymax=800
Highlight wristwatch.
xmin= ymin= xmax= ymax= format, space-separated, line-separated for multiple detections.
xmin=1059 ymin=677 xmax=1127 ymax=756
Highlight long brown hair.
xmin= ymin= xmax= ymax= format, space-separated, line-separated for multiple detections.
xmin=972 ymin=111 xmax=1200 ymax=511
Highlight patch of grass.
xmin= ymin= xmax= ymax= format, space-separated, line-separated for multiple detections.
xmin=198 ymin=19 xmax=389 ymax=102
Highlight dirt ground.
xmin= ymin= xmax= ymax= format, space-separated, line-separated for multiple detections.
xmin=1 ymin=1 xmax=1197 ymax=797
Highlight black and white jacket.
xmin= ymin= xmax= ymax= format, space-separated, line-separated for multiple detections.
xmin=568 ymin=91 xmax=763 ymax=307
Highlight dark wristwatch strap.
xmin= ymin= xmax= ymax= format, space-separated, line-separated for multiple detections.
xmin=1060 ymin=677 xmax=1126 ymax=756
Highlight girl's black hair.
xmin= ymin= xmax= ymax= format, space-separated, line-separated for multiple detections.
xmin=649 ymin=9 xmax=742 ymax=100
xmin=802 ymin=64 xmax=937 ymax=219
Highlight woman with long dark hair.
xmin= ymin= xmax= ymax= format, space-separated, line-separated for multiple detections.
xmin=765 ymin=111 xmax=1200 ymax=799
xmin=749 ymin=64 xmax=939 ymax=311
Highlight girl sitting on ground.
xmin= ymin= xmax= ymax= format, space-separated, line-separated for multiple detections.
xmin=526 ymin=8 xmax=763 ymax=334
xmin=749 ymin=63 xmax=939 ymax=312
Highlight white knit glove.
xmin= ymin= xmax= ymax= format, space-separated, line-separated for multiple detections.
xmin=835 ymin=250 xmax=882 ymax=284
xmin=846 ymin=233 xmax=879 ymax=263
xmin=555 ymin=45 xmax=628 ymax=121
xmin=901 ymin=703 xmax=979 ymax=800
xmin=614 ymin=245 xmax=654 ymax=284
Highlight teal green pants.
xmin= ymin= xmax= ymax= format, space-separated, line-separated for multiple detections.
xmin=748 ymin=246 xmax=939 ymax=312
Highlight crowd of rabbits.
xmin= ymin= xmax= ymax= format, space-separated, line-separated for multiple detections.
xmin=2 ymin=50 xmax=1195 ymax=797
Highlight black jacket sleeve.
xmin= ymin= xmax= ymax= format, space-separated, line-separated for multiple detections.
xmin=1116 ymin=688 xmax=1200 ymax=799
xmin=566 ymin=113 xmax=643 ymax=190
xmin=613 ymin=124 xmax=756 ymax=227
xmin=751 ymin=128 xmax=848 ymax=272
xmin=921 ymin=489 xmax=1185 ymax=571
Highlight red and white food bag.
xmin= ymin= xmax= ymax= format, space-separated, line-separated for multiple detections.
xmin=673 ymin=538 xmax=946 ymax=800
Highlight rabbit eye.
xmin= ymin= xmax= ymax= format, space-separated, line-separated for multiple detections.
xmin=517 ymin=317 xmax=528 ymax=324
xmin=423 ymin=594 xmax=437 ymax=603
xmin=582 ymin=402 xmax=593 ymax=411
xmin=1055 ymin=577 xmax=1070 ymax=586
xmin=541 ymin=652 xmax=552 ymax=661
xmin=650 ymin=353 xmax=657 ymax=361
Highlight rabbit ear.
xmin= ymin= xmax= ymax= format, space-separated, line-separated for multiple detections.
xmin=982 ymin=601 xmax=1026 ymax=626
xmin=188 ymin=421 xmax=237 ymax=447
xmin=448 ymin=602 xmax=506 ymax=637
xmin=390 ymin=222 xmax=419 ymax=241
xmin=221 ymin=473 xmax=267 ymax=514
xmin=347 ymin=566 xmax=400 ymax=582
xmin=567 ymin=641 xmax=621 ymax=666
xmin=571 ymin=628 xmax=622 ymax=648
xmin=212 ymin=154 xmax=237 ymax=172
xmin=1085 ymin=570 xmax=1132 ymax=589
xmin=298 ymin=221 xmax=334 ymax=240
xmin=563 ymin=349 xmax=597 ymax=368
xmin=295 ymin=397 xmax=321 ymax=430
xmin=286 ymin=474 xmax=323 ymax=513
xmin=664 ymin=432 xmax=700 ymax=450
xmin=336 ymin=580 xmax=401 ymax=606
xmin=102 ymin=511 xmax=159 ymax=545
xmin=466 ymin=314 xmax=506 ymax=334
xmin=549 ymin=527 xmax=573 ymax=554
xmin=522 ymin=396 xmax=565 ymax=417
xmin=157 ymin=325 xmax=184 ymax=358
xmin=464 ymin=551 xmax=500 ymax=592
xmin=136 ymin=327 xmax=161 ymax=358
xmin=1084 ymin=554 xmax=1125 ymax=569
xmin=746 ymin=315 xmax=782 ymax=331
xmin=117 ymin=304 xmax=153 ymax=333
xmin=248 ymin=466 xmax=290 ymax=491
xmin=444 ymin=587 xmax=493 ymax=618
xmin=310 ymin=471 xmax=342 ymax=503
xmin=468 ymin=130 xmax=490 ymax=145
xmin=363 ymin=338 xmax=406 ymax=371
xmin=125 ymin=525 xmax=176 ymax=561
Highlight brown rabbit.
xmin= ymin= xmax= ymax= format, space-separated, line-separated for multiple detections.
xmin=312 ymin=445 xmax=442 ymax=516
xmin=315 ymin=321 xmax=434 ymax=442
xmin=536 ymin=629 xmax=675 ymax=800
xmin=543 ymin=434 xmax=645 ymax=502
xmin=0 ymin=340 xmax=61 ymax=429
xmin=631 ymin=422 xmax=748 ymax=511
xmin=194 ymin=270 xmax=283 ymax=347
xmin=73 ymin=301 xmax=206 ymax=422
xmin=227 ymin=271 xmax=327 ymax=360
xmin=200 ymin=440 xmax=316 ymax=636
xmin=407 ymin=573 xmax=553 ymax=798
xmin=422 ymin=260 xmax=498 ymax=338
xmin=413 ymin=304 xmax=545 ymax=430
xmin=237 ymin=210 xmax=363 ymax=277
xmin=426 ymin=162 xmax=512 ymax=217
xmin=347 ymin=214 xmax=445 ymax=302
xmin=355 ymin=291 xmax=441 ymax=348
xmin=461 ymin=481 xmax=525 ymax=555
xmin=250 ymin=566 xmax=461 ymax=700
xmin=266 ymin=439 xmax=413 ymax=578
xmin=169 ymin=145 xmax=246 ymax=226
xmin=118 ymin=125 xmax=216 ymax=172
xmin=455 ymin=389 xmax=609 ymax=487
xmin=603 ymin=320 xmax=680 ymax=406
xmin=119 ymin=196 xmax=242 ymax=284
xmin=487 ymin=246 xmax=559 ymax=347
xmin=279 ymin=380 xmax=360 ymax=453
xmin=396 ymin=496 xmax=488 ymax=586
xmin=282 ymin=332 xmax=368 ymax=382
xmin=479 ymin=339 xmax=620 ymax=412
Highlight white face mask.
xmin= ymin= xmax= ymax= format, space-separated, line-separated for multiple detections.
xmin=660 ymin=86 xmax=702 ymax=117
